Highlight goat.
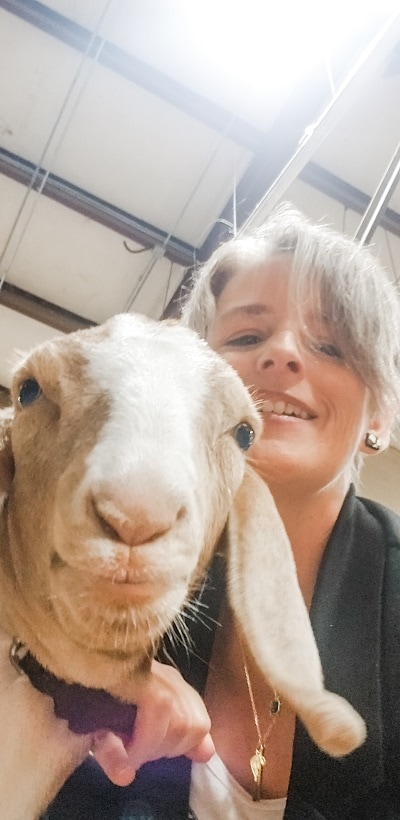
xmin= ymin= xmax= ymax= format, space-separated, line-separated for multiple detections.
xmin=0 ymin=313 xmax=366 ymax=818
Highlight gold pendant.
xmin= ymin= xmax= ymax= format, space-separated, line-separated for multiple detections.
xmin=250 ymin=743 xmax=266 ymax=801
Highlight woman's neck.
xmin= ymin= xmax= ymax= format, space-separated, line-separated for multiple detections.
xmin=268 ymin=481 xmax=349 ymax=608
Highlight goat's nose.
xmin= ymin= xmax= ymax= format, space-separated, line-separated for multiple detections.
xmin=94 ymin=495 xmax=180 ymax=546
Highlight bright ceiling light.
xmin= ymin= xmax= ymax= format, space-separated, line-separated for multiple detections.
xmin=180 ymin=0 xmax=400 ymax=100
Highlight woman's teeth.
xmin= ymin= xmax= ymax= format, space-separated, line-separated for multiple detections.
xmin=262 ymin=400 xmax=311 ymax=420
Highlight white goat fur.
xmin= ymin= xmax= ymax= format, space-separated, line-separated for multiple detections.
xmin=0 ymin=314 xmax=366 ymax=818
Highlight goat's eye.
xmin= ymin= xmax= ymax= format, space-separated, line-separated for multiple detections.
xmin=18 ymin=379 xmax=42 ymax=407
xmin=233 ymin=422 xmax=255 ymax=451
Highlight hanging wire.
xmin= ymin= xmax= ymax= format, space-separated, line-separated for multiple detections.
xmin=123 ymin=241 xmax=151 ymax=255
xmin=342 ymin=205 xmax=348 ymax=234
xmin=122 ymin=109 xmax=243 ymax=311
xmin=192 ymin=217 xmax=235 ymax=253
xmin=383 ymin=228 xmax=399 ymax=284
xmin=0 ymin=0 xmax=120 ymax=290
xmin=232 ymin=168 xmax=237 ymax=237
xmin=162 ymin=260 xmax=175 ymax=314
xmin=162 ymin=164 xmax=240 ymax=315
xmin=324 ymin=54 xmax=336 ymax=98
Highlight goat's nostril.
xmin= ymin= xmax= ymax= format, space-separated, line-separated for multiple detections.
xmin=98 ymin=514 xmax=120 ymax=542
xmin=93 ymin=496 xmax=177 ymax=547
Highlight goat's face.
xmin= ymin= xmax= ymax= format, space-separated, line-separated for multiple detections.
xmin=0 ymin=314 xmax=261 ymax=687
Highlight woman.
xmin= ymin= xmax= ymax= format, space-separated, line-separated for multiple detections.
xmin=48 ymin=207 xmax=400 ymax=819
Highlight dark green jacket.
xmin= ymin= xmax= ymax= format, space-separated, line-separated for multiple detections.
xmin=46 ymin=488 xmax=400 ymax=819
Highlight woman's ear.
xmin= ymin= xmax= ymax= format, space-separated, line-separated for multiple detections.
xmin=359 ymin=414 xmax=392 ymax=455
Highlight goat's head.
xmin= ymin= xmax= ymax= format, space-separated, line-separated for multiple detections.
xmin=0 ymin=314 xmax=261 ymax=689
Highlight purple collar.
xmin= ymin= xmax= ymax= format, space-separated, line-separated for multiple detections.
xmin=10 ymin=639 xmax=137 ymax=737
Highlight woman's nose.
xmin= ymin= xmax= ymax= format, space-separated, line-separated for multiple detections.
xmin=256 ymin=330 xmax=303 ymax=375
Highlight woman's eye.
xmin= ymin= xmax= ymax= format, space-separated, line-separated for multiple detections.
xmin=227 ymin=334 xmax=263 ymax=347
xmin=314 ymin=341 xmax=343 ymax=359
xmin=18 ymin=379 xmax=42 ymax=407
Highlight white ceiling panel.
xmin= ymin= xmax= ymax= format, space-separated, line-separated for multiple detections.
xmin=0 ymin=305 xmax=63 ymax=388
xmin=0 ymin=10 xmax=84 ymax=163
xmin=0 ymin=173 xmax=28 ymax=244
xmin=49 ymin=63 xmax=252 ymax=244
xmin=0 ymin=12 xmax=252 ymax=245
xmin=1 ymin=175 xmax=185 ymax=322
xmin=313 ymin=68 xmax=400 ymax=210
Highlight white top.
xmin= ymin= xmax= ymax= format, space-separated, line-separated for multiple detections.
xmin=190 ymin=754 xmax=287 ymax=819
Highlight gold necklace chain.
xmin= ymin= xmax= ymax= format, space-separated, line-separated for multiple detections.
xmin=241 ymin=647 xmax=282 ymax=802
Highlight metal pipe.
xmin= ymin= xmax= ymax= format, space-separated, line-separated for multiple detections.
xmin=354 ymin=140 xmax=400 ymax=244
xmin=238 ymin=11 xmax=400 ymax=235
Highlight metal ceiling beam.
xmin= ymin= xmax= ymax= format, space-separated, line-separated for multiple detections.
xmin=354 ymin=140 xmax=400 ymax=244
xmin=0 ymin=147 xmax=196 ymax=268
xmin=301 ymin=162 xmax=400 ymax=238
xmin=0 ymin=281 xmax=94 ymax=333
xmin=0 ymin=0 xmax=265 ymax=154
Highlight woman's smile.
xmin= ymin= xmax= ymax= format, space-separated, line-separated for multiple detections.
xmin=257 ymin=395 xmax=315 ymax=420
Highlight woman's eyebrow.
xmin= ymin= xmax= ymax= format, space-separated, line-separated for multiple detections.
xmin=220 ymin=303 xmax=273 ymax=319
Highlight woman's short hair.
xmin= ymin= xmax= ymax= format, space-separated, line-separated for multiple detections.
xmin=181 ymin=205 xmax=400 ymax=420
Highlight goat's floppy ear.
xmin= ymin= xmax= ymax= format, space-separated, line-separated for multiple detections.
xmin=0 ymin=408 xmax=14 ymax=498
xmin=227 ymin=466 xmax=323 ymax=695
xmin=226 ymin=465 xmax=366 ymax=758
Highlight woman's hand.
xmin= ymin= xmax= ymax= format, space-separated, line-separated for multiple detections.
xmin=91 ymin=660 xmax=214 ymax=786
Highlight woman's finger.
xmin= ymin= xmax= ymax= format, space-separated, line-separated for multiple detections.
xmin=90 ymin=731 xmax=137 ymax=786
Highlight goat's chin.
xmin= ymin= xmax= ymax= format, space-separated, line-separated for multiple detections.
xmin=47 ymin=575 xmax=189 ymax=665
xmin=11 ymin=586 xmax=189 ymax=691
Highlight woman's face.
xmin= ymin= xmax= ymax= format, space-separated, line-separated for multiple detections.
xmin=207 ymin=258 xmax=375 ymax=494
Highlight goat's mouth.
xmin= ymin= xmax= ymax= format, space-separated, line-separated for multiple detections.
xmin=50 ymin=553 xmax=169 ymax=602
xmin=86 ymin=573 xmax=168 ymax=603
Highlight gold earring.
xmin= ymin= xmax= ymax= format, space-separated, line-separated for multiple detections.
xmin=365 ymin=432 xmax=380 ymax=451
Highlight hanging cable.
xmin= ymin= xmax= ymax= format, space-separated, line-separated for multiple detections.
xmin=383 ymin=229 xmax=399 ymax=284
xmin=123 ymin=241 xmax=151 ymax=255
xmin=162 ymin=260 xmax=175 ymax=314
xmin=342 ymin=205 xmax=348 ymax=234
xmin=232 ymin=169 xmax=237 ymax=237
xmin=123 ymin=99 xmax=246 ymax=311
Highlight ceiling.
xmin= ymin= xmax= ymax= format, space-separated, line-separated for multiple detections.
xmin=1 ymin=0 xmax=400 ymax=405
